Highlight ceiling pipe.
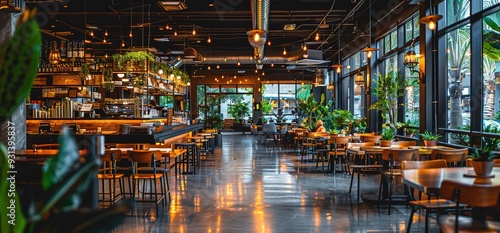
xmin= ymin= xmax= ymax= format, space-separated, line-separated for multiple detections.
xmin=249 ymin=0 xmax=270 ymax=65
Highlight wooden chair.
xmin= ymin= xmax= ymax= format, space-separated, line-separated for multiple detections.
xmin=116 ymin=143 xmax=145 ymax=150
xmin=327 ymin=135 xmax=350 ymax=174
xmin=438 ymin=180 xmax=500 ymax=233
xmin=129 ymin=150 xmax=166 ymax=216
xmin=360 ymin=135 xmax=381 ymax=145
xmin=401 ymin=159 xmax=458 ymax=233
xmin=431 ymin=148 xmax=468 ymax=167
xmin=98 ymin=150 xmax=125 ymax=207
xmin=378 ymin=148 xmax=419 ymax=215
xmin=391 ymin=140 xmax=416 ymax=148
xmin=348 ymin=142 xmax=382 ymax=202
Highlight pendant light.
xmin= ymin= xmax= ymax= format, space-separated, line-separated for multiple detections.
xmin=361 ymin=0 xmax=378 ymax=59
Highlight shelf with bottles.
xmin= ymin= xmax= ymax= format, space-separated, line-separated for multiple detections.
xmin=30 ymin=86 xmax=102 ymax=101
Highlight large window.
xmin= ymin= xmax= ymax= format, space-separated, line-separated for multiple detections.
xmin=446 ymin=0 xmax=470 ymax=26
xmin=446 ymin=24 xmax=471 ymax=133
xmin=483 ymin=9 xmax=500 ymax=131
xmin=261 ymin=83 xmax=308 ymax=123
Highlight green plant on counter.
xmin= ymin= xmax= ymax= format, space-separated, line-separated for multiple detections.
xmin=80 ymin=63 xmax=89 ymax=81
xmin=420 ymin=130 xmax=442 ymax=141
xmin=0 ymin=10 xmax=130 ymax=233
xmin=468 ymin=125 xmax=500 ymax=161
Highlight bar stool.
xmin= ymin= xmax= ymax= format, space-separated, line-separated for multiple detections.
xmin=98 ymin=150 xmax=125 ymax=207
xmin=129 ymin=150 xmax=166 ymax=216
xmin=174 ymin=143 xmax=198 ymax=174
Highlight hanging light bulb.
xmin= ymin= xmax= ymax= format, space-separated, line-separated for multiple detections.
xmin=103 ymin=37 xmax=107 ymax=43
xmin=367 ymin=50 xmax=372 ymax=59
xmin=121 ymin=40 xmax=125 ymax=47
xmin=302 ymin=43 xmax=308 ymax=51
xmin=207 ymin=65 xmax=211 ymax=70
xmin=129 ymin=30 xmax=133 ymax=37
xmin=283 ymin=46 xmax=287 ymax=56
xmin=104 ymin=30 xmax=108 ymax=37
xmin=174 ymin=30 xmax=177 ymax=36
xmin=271 ymin=63 xmax=274 ymax=67
xmin=237 ymin=60 xmax=241 ymax=66
xmin=255 ymin=69 xmax=258 ymax=73
xmin=257 ymin=77 xmax=260 ymax=81
xmin=224 ymin=56 xmax=227 ymax=62
xmin=207 ymin=36 xmax=212 ymax=43
xmin=253 ymin=33 xmax=260 ymax=42
xmin=336 ymin=66 xmax=341 ymax=73
xmin=192 ymin=25 xmax=196 ymax=35
xmin=267 ymin=40 xmax=271 ymax=46
xmin=315 ymin=32 xmax=320 ymax=41
xmin=90 ymin=30 xmax=94 ymax=37
xmin=105 ymin=53 xmax=108 ymax=58
xmin=428 ymin=21 xmax=436 ymax=30
xmin=216 ymin=64 xmax=220 ymax=69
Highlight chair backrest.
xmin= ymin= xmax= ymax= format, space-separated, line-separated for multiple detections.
xmin=102 ymin=150 xmax=122 ymax=162
xmin=262 ymin=123 xmax=277 ymax=133
xmin=347 ymin=142 xmax=375 ymax=148
xmin=329 ymin=135 xmax=350 ymax=147
xmin=439 ymin=180 xmax=500 ymax=207
xmin=279 ymin=124 xmax=288 ymax=134
xmin=361 ymin=135 xmax=381 ymax=144
xmin=391 ymin=140 xmax=417 ymax=148
xmin=431 ymin=148 xmax=468 ymax=167
xmin=143 ymin=143 xmax=171 ymax=149
xmin=401 ymin=159 xmax=447 ymax=170
xmin=129 ymin=150 xmax=158 ymax=163
xmin=382 ymin=148 xmax=419 ymax=162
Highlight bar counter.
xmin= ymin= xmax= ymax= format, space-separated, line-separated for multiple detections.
xmin=26 ymin=118 xmax=203 ymax=147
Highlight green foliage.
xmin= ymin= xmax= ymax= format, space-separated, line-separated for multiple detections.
xmin=102 ymin=68 xmax=114 ymax=92
xmin=227 ymin=101 xmax=251 ymax=123
xmin=381 ymin=127 xmax=396 ymax=140
xmin=203 ymin=96 xmax=223 ymax=131
xmin=261 ymin=99 xmax=273 ymax=114
xmin=297 ymin=93 xmax=324 ymax=131
xmin=328 ymin=109 xmax=353 ymax=132
xmin=420 ymin=130 xmax=442 ymax=141
xmin=349 ymin=117 xmax=367 ymax=134
xmin=112 ymin=51 xmax=154 ymax=71
xmin=369 ymin=71 xmax=405 ymax=126
xmin=0 ymin=9 xmax=41 ymax=122
xmin=469 ymin=125 xmax=500 ymax=161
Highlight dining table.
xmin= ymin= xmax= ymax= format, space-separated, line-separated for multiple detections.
xmin=403 ymin=167 xmax=500 ymax=194
xmin=14 ymin=149 xmax=88 ymax=158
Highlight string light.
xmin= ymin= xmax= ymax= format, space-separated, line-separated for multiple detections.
xmin=174 ymin=30 xmax=177 ymax=36
xmin=104 ymin=30 xmax=108 ymax=36
xmin=267 ymin=39 xmax=271 ymax=46
xmin=216 ymin=64 xmax=220 ymax=69
xmin=121 ymin=40 xmax=125 ymax=47
xmin=103 ymin=37 xmax=107 ymax=43
xmin=129 ymin=30 xmax=133 ymax=37
xmin=315 ymin=32 xmax=320 ymax=41
xmin=207 ymin=36 xmax=212 ymax=43
xmin=237 ymin=60 xmax=241 ymax=66
xmin=283 ymin=46 xmax=287 ymax=56
xmin=302 ymin=43 xmax=308 ymax=51
xmin=90 ymin=30 xmax=94 ymax=37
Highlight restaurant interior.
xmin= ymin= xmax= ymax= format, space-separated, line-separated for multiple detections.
xmin=2 ymin=0 xmax=500 ymax=232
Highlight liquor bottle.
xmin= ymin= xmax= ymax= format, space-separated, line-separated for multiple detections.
xmin=72 ymin=41 xmax=78 ymax=58
xmin=60 ymin=40 xmax=66 ymax=58
xmin=73 ymin=60 xmax=79 ymax=72
xmin=67 ymin=40 xmax=72 ymax=58
xmin=78 ymin=40 xmax=85 ymax=58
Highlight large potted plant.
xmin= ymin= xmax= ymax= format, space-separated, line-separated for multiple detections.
xmin=369 ymin=71 xmax=406 ymax=131
xmin=467 ymin=125 xmax=500 ymax=176
xmin=228 ymin=101 xmax=251 ymax=132
xmin=420 ymin=130 xmax=442 ymax=147
xmin=297 ymin=93 xmax=325 ymax=131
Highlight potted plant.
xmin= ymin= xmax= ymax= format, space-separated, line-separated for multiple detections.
xmin=420 ymin=130 xmax=442 ymax=147
xmin=102 ymin=68 xmax=115 ymax=92
xmin=297 ymin=93 xmax=325 ymax=131
xmin=467 ymin=125 xmax=500 ymax=176
xmin=228 ymin=101 xmax=250 ymax=124
xmin=380 ymin=126 xmax=396 ymax=147
xmin=369 ymin=71 xmax=406 ymax=130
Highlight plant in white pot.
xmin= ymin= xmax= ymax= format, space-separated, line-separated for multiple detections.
xmin=420 ymin=130 xmax=442 ymax=147
xmin=468 ymin=125 xmax=500 ymax=176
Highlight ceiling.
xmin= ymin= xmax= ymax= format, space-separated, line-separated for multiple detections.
xmin=28 ymin=0 xmax=417 ymax=79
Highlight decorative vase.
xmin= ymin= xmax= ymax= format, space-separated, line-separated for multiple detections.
xmin=423 ymin=140 xmax=438 ymax=147
xmin=380 ymin=139 xmax=392 ymax=147
xmin=472 ymin=160 xmax=494 ymax=176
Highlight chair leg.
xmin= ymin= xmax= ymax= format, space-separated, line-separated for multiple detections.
xmin=357 ymin=170 xmax=361 ymax=202
xmin=424 ymin=209 xmax=429 ymax=233
xmin=406 ymin=206 xmax=415 ymax=233
xmin=378 ymin=175 xmax=383 ymax=213
xmin=388 ymin=176 xmax=392 ymax=215
xmin=349 ymin=169 xmax=355 ymax=194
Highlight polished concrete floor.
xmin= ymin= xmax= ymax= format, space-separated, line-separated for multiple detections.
xmin=113 ymin=133 xmax=440 ymax=233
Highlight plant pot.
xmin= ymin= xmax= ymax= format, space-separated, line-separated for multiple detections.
xmin=380 ymin=139 xmax=392 ymax=147
xmin=214 ymin=133 xmax=222 ymax=146
xmin=423 ymin=140 xmax=438 ymax=147
xmin=472 ymin=160 xmax=494 ymax=176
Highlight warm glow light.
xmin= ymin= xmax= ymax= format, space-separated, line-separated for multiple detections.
xmin=303 ymin=43 xmax=308 ymax=51
xmin=237 ymin=61 xmax=241 ymax=66
xmin=283 ymin=47 xmax=287 ymax=56
xmin=257 ymin=77 xmax=260 ymax=81
xmin=90 ymin=30 xmax=94 ymax=37
xmin=207 ymin=66 xmax=211 ymax=70
xmin=428 ymin=21 xmax=436 ymax=30
xmin=121 ymin=40 xmax=125 ymax=47
xmin=129 ymin=31 xmax=132 ymax=37
xmin=253 ymin=33 xmax=260 ymax=42
xmin=192 ymin=29 xmax=196 ymax=35
xmin=367 ymin=50 xmax=372 ymax=59
xmin=216 ymin=64 xmax=220 ymax=69
xmin=315 ymin=32 xmax=320 ymax=41
xmin=255 ymin=69 xmax=258 ymax=73
xmin=447 ymin=48 xmax=450 ymax=53
xmin=104 ymin=30 xmax=108 ymax=36
xmin=117 ymin=73 xmax=125 ymax=78
xmin=224 ymin=57 xmax=227 ymax=62
xmin=174 ymin=31 xmax=178 ymax=36
xmin=158 ymin=69 xmax=163 ymax=75
xmin=103 ymin=37 xmax=107 ymax=43
xmin=267 ymin=40 xmax=271 ymax=46
xmin=105 ymin=53 xmax=108 ymax=58
xmin=271 ymin=64 xmax=274 ymax=67
xmin=207 ymin=36 xmax=212 ymax=43
xmin=336 ymin=67 xmax=341 ymax=73
xmin=177 ymin=75 xmax=181 ymax=79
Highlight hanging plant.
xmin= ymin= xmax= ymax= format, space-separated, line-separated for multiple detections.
xmin=112 ymin=51 xmax=154 ymax=71
xmin=102 ymin=68 xmax=114 ymax=92
xmin=80 ymin=63 xmax=89 ymax=81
